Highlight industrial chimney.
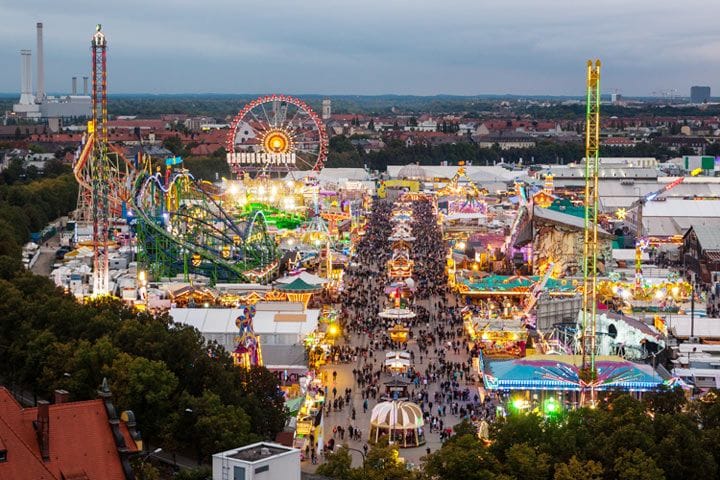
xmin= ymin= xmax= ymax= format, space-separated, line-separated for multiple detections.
xmin=72 ymin=76 xmax=77 ymax=95
xmin=19 ymin=49 xmax=34 ymax=105
xmin=36 ymin=22 xmax=45 ymax=103
xmin=83 ymin=76 xmax=89 ymax=95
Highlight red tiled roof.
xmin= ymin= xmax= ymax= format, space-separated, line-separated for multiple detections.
xmin=603 ymin=137 xmax=635 ymax=145
xmin=190 ymin=143 xmax=223 ymax=156
xmin=107 ymin=119 xmax=167 ymax=130
xmin=0 ymin=388 xmax=138 ymax=480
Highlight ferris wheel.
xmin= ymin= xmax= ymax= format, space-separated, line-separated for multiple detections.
xmin=226 ymin=94 xmax=328 ymax=175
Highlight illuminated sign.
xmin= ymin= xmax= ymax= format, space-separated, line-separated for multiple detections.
xmin=227 ymin=152 xmax=296 ymax=165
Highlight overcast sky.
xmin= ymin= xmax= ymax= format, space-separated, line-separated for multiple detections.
xmin=0 ymin=0 xmax=718 ymax=96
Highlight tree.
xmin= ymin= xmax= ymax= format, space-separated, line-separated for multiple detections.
xmin=422 ymin=432 xmax=499 ymax=480
xmin=163 ymin=135 xmax=185 ymax=156
xmin=329 ymin=135 xmax=356 ymax=153
xmin=231 ymin=366 xmax=287 ymax=438
xmin=643 ymin=386 xmax=686 ymax=415
xmin=173 ymin=466 xmax=212 ymax=480
xmin=490 ymin=413 xmax=547 ymax=461
xmin=613 ymin=448 xmax=665 ymax=480
xmin=132 ymin=460 xmax=161 ymax=480
xmin=652 ymin=413 xmax=717 ymax=480
xmin=503 ymin=443 xmax=550 ymax=480
xmin=108 ymin=353 xmax=179 ymax=444
xmin=176 ymin=390 xmax=257 ymax=463
xmin=316 ymin=445 xmax=353 ymax=479
xmin=0 ymin=255 xmax=22 ymax=280
xmin=358 ymin=438 xmax=418 ymax=480
xmin=553 ymin=456 xmax=603 ymax=480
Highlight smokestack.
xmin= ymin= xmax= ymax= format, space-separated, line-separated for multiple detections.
xmin=35 ymin=400 xmax=50 ymax=460
xmin=72 ymin=76 xmax=77 ymax=95
xmin=36 ymin=22 xmax=45 ymax=103
xmin=54 ymin=389 xmax=70 ymax=404
xmin=83 ymin=76 xmax=89 ymax=96
xmin=19 ymin=49 xmax=34 ymax=105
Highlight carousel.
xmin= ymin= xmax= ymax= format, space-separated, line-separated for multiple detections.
xmin=388 ymin=323 xmax=411 ymax=343
xmin=463 ymin=308 xmax=528 ymax=358
xmin=388 ymin=250 xmax=414 ymax=279
xmin=385 ymin=351 xmax=412 ymax=374
xmin=379 ymin=307 xmax=416 ymax=324
xmin=369 ymin=401 xmax=425 ymax=448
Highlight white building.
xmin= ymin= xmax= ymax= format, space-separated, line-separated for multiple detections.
xmin=169 ymin=302 xmax=319 ymax=371
xmin=213 ymin=442 xmax=300 ymax=480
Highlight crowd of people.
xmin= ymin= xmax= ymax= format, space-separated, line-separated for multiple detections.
xmin=409 ymin=200 xmax=450 ymax=300
xmin=318 ymin=195 xmax=492 ymax=463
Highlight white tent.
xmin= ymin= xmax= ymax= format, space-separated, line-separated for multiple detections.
xmin=276 ymin=272 xmax=328 ymax=286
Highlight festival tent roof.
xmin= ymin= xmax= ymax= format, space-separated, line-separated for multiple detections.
xmin=275 ymin=277 xmax=324 ymax=292
xmin=276 ymin=272 xmax=328 ymax=285
xmin=169 ymin=307 xmax=319 ymax=336
xmin=460 ymin=274 xmax=577 ymax=293
xmin=533 ymin=206 xmax=613 ymax=237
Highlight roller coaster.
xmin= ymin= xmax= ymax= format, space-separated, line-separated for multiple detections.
xmin=131 ymin=163 xmax=278 ymax=284
xmin=72 ymin=27 xmax=287 ymax=289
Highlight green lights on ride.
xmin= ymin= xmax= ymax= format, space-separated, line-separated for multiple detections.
xmin=508 ymin=396 xmax=562 ymax=416
xmin=544 ymin=397 xmax=561 ymax=416
xmin=510 ymin=397 xmax=527 ymax=412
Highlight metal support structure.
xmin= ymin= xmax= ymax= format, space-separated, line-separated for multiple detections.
xmin=581 ymin=60 xmax=601 ymax=397
xmin=91 ymin=25 xmax=110 ymax=295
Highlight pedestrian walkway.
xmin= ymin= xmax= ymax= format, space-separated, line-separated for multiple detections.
xmin=302 ymin=198 xmax=483 ymax=473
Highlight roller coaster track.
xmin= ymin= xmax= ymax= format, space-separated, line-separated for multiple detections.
xmin=73 ymin=134 xmax=137 ymax=220
xmin=131 ymin=172 xmax=278 ymax=283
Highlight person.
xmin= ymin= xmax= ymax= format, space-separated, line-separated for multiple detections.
xmin=363 ymin=443 xmax=369 ymax=456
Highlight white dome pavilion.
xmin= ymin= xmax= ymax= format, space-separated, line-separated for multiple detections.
xmin=397 ymin=163 xmax=427 ymax=180
xmin=369 ymin=401 xmax=425 ymax=447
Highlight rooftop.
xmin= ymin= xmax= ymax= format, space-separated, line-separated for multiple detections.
xmin=0 ymin=387 xmax=138 ymax=480
xmin=689 ymin=224 xmax=720 ymax=251
xmin=225 ymin=442 xmax=294 ymax=462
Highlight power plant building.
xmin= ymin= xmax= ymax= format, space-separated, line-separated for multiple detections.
xmin=12 ymin=22 xmax=91 ymax=121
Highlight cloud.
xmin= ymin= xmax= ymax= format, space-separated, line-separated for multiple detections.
xmin=0 ymin=0 xmax=719 ymax=95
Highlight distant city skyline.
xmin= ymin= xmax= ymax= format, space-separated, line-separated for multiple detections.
xmin=0 ymin=0 xmax=719 ymax=97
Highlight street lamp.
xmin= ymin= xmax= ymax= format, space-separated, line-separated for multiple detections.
xmin=344 ymin=446 xmax=366 ymax=462
xmin=136 ymin=447 xmax=162 ymax=478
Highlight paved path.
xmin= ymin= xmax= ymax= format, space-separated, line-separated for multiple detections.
xmin=302 ymin=295 xmax=477 ymax=472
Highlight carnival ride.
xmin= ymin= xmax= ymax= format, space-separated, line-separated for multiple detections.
xmin=520 ymin=263 xmax=555 ymax=328
xmin=436 ymin=166 xmax=488 ymax=215
xmin=613 ymin=170 xmax=701 ymax=291
xmin=72 ymin=25 xmax=138 ymax=294
xmin=71 ymin=27 xmax=287 ymax=289
xmin=132 ymin=162 xmax=278 ymax=283
xmin=233 ymin=305 xmax=263 ymax=369
xmin=580 ymin=59 xmax=601 ymax=403
xmin=226 ymin=95 xmax=328 ymax=176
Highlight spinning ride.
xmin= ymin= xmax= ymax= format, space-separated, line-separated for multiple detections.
xmin=226 ymin=95 xmax=328 ymax=175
